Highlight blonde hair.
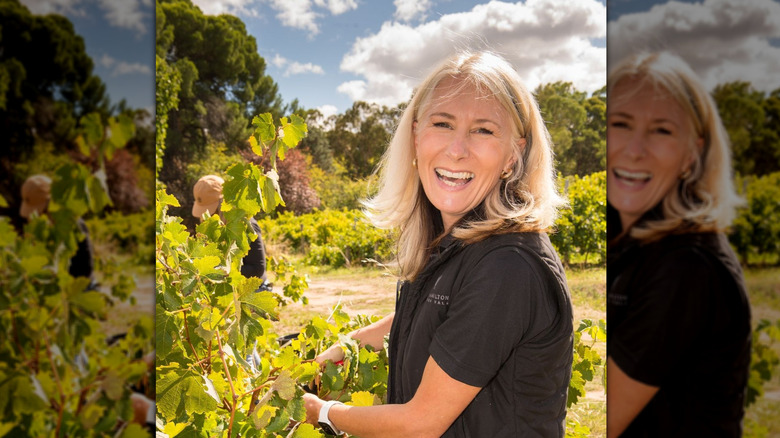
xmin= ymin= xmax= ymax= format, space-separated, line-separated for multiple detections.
xmin=363 ymin=51 xmax=564 ymax=280
xmin=608 ymin=52 xmax=744 ymax=241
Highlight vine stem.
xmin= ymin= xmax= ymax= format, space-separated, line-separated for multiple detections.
xmin=181 ymin=310 xmax=204 ymax=373
xmin=42 ymin=334 xmax=65 ymax=438
xmin=216 ymin=330 xmax=238 ymax=437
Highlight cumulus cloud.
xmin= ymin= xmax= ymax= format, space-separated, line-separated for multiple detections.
xmin=266 ymin=0 xmax=357 ymax=36
xmin=99 ymin=54 xmax=152 ymax=76
xmin=394 ymin=0 xmax=432 ymax=22
xmin=338 ymin=0 xmax=606 ymax=106
xmin=20 ymin=0 xmax=151 ymax=36
xmin=191 ymin=0 xmax=261 ymax=17
xmin=608 ymin=0 xmax=780 ymax=91
xmin=271 ymin=54 xmax=326 ymax=76
xmin=97 ymin=0 xmax=151 ymax=35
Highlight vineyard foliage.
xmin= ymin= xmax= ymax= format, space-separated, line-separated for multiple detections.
xmin=730 ymin=172 xmax=780 ymax=266
xmin=0 ymin=113 xmax=153 ymax=437
xmin=552 ymin=171 xmax=607 ymax=266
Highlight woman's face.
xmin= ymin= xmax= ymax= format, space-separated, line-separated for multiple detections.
xmin=414 ymin=77 xmax=518 ymax=231
xmin=607 ymin=79 xmax=701 ymax=230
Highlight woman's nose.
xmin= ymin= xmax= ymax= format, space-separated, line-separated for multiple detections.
xmin=445 ymin=131 xmax=470 ymax=160
xmin=624 ymin=132 xmax=647 ymax=159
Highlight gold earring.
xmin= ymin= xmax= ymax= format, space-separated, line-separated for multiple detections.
xmin=500 ymin=169 xmax=512 ymax=180
xmin=412 ymin=158 xmax=417 ymax=168
xmin=679 ymin=168 xmax=692 ymax=180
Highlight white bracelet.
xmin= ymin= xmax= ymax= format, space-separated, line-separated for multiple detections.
xmin=318 ymin=400 xmax=345 ymax=435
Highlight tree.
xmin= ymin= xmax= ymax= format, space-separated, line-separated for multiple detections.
xmin=535 ymin=82 xmax=605 ymax=177
xmin=327 ymin=101 xmax=400 ymax=179
xmin=0 ymin=0 xmax=112 ymax=193
xmin=712 ymin=82 xmax=767 ymax=176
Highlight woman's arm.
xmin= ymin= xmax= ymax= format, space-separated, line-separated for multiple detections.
xmin=607 ymin=357 xmax=659 ymax=437
xmin=315 ymin=313 xmax=395 ymax=364
xmin=304 ymin=356 xmax=480 ymax=438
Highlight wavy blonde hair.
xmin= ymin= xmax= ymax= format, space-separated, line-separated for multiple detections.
xmin=608 ymin=52 xmax=744 ymax=241
xmin=363 ymin=51 xmax=564 ymax=280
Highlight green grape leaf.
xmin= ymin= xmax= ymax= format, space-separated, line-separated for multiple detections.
xmin=155 ymin=305 xmax=178 ymax=359
xmin=157 ymin=370 xmax=217 ymax=422
xmin=251 ymin=404 xmax=277 ymax=430
xmin=271 ymin=370 xmax=296 ymax=401
xmin=193 ymin=256 xmax=221 ymax=277
xmin=292 ymin=423 xmax=324 ymax=438
xmin=224 ymin=163 xmax=263 ymax=217
xmin=348 ymin=391 xmax=376 ymax=407
xmin=280 ymin=114 xmax=308 ymax=150
xmin=20 ymin=255 xmax=49 ymax=276
xmin=161 ymin=422 xmax=189 ymax=438
xmin=252 ymin=113 xmax=276 ymax=145
xmin=261 ymin=169 xmax=284 ymax=213
xmin=69 ymin=291 xmax=107 ymax=314
xmin=265 ymin=408 xmax=290 ymax=434
xmin=80 ymin=112 xmax=104 ymax=147
xmin=121 ymin=424 xmax=152 ymax=438
xmin=105 ymin=114 xmax=135 ymax=159
xmin=158 ymin=189 xmax=181 ymax=208
xmin=79 ymin=403 xmax=106 ymax=429
xmin=240 ymin=291 xmax=278 ymax=318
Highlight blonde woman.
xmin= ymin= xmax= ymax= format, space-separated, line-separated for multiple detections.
xmin=606 ymin=52 xmax=751 ymax=437
xmin=304 ymin=51 xmax=573 ymax=437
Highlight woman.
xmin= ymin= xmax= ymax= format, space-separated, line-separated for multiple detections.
xmin=606 ymin=52 xmax=751 ymax=437
xmin=303 ymin=51 xmax=573 ymax=437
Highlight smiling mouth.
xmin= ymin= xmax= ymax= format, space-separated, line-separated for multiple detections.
xmin=435 ymin=168 xmax=474 ymax=187
xmin=613 ymin=168 xmax=652 ymax=186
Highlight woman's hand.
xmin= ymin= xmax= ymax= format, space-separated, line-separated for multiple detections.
xmin=315 ymin=343 xmax=345 ymax=366
xmin=303 ymin=393 xmax=326 ymax=426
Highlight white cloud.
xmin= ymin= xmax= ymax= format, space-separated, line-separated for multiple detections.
xmin=266 ymin=0 xmax=357 ymax=36
xmin=313 ymin=0 xmax=358 ymax=15
xmin=191 ymin=0 xmax=261 ymax=17
xmin=338 ymin=0 xmax=606 ymax=106
xmin=99 ymin=54 xmax=152 ymax=76
xmin=20 ymin=0 xmax=151 ymax=36
xmin=394 ymin=0 xmax=432 ymax=23
xmin=271 ymin=54 xmax=325 ymax=76
xmin=97 ymin=0 xmax=150 ymax=35
xmin=608 ymin=0 xmax=780 ymax=91
xmin=19 ymin=0 xmax=87 ymax=16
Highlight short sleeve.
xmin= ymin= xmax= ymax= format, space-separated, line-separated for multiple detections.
xmin=429 ymin=246 xmax=557 ymax=387
xmin=609 ymin=248 xmax=714 ymax=386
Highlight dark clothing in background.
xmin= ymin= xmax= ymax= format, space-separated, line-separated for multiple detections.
xmin=71 ymin=218 xmax=95 ymax=285
xmin=608 ymin=227 xmax=751 ymax=437
xmin=388 ymin=232 xmax=573 ymax=437
xmin=241 ymin=218 xmax=267 ymax=282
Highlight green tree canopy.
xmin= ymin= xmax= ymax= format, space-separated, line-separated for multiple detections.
xmin=0 ymin=0 xmax=111 ymax=159
xmin=535 ymin=82 xmax=605 ymax=177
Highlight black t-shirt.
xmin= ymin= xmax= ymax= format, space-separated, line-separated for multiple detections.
xmin=241 ymin=217 xmax=267 ymax=281
xmin=70 ymin=217 xmax=94 ymax=283
xmin=388 ymin=232 xmax=573 ymax=437
xmin=608 ymin=232 xmax=751 ymax=436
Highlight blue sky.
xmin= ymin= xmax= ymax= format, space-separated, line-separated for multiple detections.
xmin=19 ymin=0 xmax=155 ymax=114
xmin=192 ymin=0 xmax=608 ymax=117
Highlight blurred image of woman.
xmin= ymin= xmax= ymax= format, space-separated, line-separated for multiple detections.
xmin=606 ymin=51 xmax=751 ymax=437
xmin=303 ymin=51 xmax=574 ymax=437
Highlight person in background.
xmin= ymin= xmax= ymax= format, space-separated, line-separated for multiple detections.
xmin=20 ymin=174 xmax=96 ymax=288
xmin=192 ymin=174 xmax=271 ymax=291
xmin=303 ymin=51 xmax=573 ymax=437
xmin=606 ymin=51 xmax=751 ymax=437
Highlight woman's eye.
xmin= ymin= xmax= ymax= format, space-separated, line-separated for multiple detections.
xmin=432 ymin=122 xmax=451 ymax=129
xmin=654 ymin=127 xmax=673 ymax=135
xmin=474 ymin=127 xmax=494 ymax=135
xmin=609 ymin=121 xmax=629 ymax=129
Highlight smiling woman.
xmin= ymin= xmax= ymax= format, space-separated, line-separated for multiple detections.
xmin=606 ymin=52 xmax=751 ymax=437
xmin=302 ymin=51 xmax=574 ymax=437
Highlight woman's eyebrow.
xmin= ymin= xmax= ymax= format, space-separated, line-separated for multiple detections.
xmin=430 ymin=111 xmax=499 ymax=126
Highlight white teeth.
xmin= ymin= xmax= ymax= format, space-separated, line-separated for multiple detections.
xmin=435 ymin=168 xmax=475 ymax=180
xmin=614 ymin=168 xmax=652 ymax=181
